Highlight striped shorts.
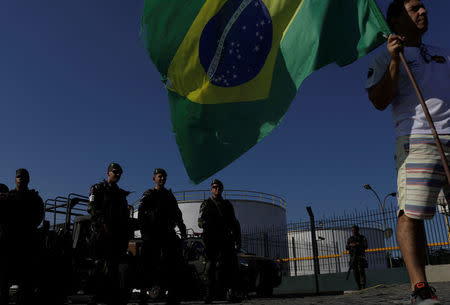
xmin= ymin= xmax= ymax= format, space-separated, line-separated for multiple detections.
xmin=396 ymin=134 xmax=450 ymax=220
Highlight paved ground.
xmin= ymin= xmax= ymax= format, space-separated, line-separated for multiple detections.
xmin=120 ymin=282 xmax=449 ymax=305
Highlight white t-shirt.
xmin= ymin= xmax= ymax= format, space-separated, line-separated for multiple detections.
xmin=366 ymin=44 xmax=450 ymax=136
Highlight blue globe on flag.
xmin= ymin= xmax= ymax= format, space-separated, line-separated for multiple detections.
xmin=199 ymin=0 xmax=273 ymax=88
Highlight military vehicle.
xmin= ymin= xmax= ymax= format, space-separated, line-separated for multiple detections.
xmin=44 ymin=193 xmax=138 ymax=302
xmin=182 ymin=234 xmax=282 ymax=298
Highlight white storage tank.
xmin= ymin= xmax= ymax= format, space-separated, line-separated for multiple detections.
xmin=175 ymin=190 xmax=288 ymax=260
xmin=174 ymin=190 xmax=287 ymax=233
xmin=287 ymin=227 xmax=389 ymax=276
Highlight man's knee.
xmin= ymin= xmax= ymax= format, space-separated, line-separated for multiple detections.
xmin=398 ymin=211 xmax=425 ymax=226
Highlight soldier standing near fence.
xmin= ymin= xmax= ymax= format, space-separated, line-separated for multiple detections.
xmin=138 ymin=168 xmax=187 ymax=305
xmin=88 ymin=163 xmax=130 ymax=305
xmin=346 ymin=225 xmax=368 ymax=290
xmin=198 ymin=179 xmax=242 ymax=304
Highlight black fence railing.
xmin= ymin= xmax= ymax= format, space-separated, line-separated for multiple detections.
xmin=240 ymin=204 xmax=450 ymax=276
xmin=45 ymin=193 xmax=450 ymax=277
xmin=44 ymin=194 xmax=90 ymax=231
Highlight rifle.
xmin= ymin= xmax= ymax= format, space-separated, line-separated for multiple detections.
xmin=346 ymin=254 xmax=355 ymax=280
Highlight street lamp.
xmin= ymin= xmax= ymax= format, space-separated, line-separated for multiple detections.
xmin=382 ymin=192 xmax=397 ymax=239
xmin=363 ymin=184 xmax=396 ymax=227
xmin=363 ymin=184 xmax=397 ymax=267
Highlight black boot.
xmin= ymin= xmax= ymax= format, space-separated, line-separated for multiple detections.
xmin=204 ymin=287 xmax=213 ymax=304
xmin=139 ymin=290 xmax=148 ymax=305
xmin=226 ymin=288 xmax=242 ymax=303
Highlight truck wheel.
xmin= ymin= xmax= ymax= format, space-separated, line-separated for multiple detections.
xmin=255 ymin=272 xmax=273 ymax=297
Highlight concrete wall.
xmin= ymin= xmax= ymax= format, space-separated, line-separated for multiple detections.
xmin=426 ymin=264 xmax=450 ymax=283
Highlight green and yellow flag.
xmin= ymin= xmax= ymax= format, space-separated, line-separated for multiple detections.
xmin=143 ymin=0 xmax=390 ymax=183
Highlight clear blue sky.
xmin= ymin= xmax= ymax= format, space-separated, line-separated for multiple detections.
xmin=1 ymin=1 xmax=449 ymax=222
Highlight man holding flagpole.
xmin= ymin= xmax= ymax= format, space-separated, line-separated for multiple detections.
xmin=367 ymin=0 xmax=450 ymax=304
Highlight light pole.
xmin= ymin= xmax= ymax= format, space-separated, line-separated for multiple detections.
xmin=382 ymin=192 xmax=397 ymax=238
xmin=363 ymin=184 xmax=396 ymax=267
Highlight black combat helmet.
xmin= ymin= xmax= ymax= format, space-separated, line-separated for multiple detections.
xmin=153 ymin=168 xmax=167 ymax=177
xmin=107 ymin=162 xmax=123 ymax=174
xmin=211 ymin=179 xmax=223 ymax=188
xmin=15 ymin=168 xmax=30 ymax=179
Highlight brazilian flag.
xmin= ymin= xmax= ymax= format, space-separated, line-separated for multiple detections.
xmin=143 ymin=0 xmax=390 ymax=183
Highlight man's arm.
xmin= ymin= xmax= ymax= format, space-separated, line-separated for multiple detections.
xmin=361 ymin=236 xmax=368 ymax=251
xmin=88 ymin=184 xmax=106 ymax=228
xmin=198 ymin=200 xmax=208 ymax=229
xmin=34 ymin=193 xmax=45 ymax=229
xmin=169 ymin=191 xmax=187 ymax=238
xmin=138 ymin=190 xmax=158 ymax=229
xmin=137 ymin=191 xmax=148 ymax=225
xmin=228 ymin=201 xmax=241 ymax=249
xmin=173 ymin=202 xmax=187 ymax=238
xmin=88 ymin=186 xmax=99 ymax=215
xmin=368 ymin=34 xmax=404 ymax=111
xmin=233 ymin=218 xmax=242 ymax=250
xmin=346 ymin=237 xmax=353 ymax=251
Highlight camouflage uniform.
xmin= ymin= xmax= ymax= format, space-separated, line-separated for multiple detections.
xmin=0 ymin=186 xmax=44 ymax=305
xmin=138 ymin=187 xmax=187 ymax=304
xmin=346 ymin=233 xmax=368 ymax=290
xmin=88 ymin=180 xmax=130 ymax=305
xmin=198 ymin=195 xmax=241 ymax=301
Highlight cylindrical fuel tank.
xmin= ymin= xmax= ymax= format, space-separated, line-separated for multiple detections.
xmin=174 ymin=190 xmax=287 ymax=233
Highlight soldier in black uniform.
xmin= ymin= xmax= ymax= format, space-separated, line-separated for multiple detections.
xmin=0 ymin=169 xmax=44 ymax=305
xmin=88 ymin=163 xmax=131 ymax=305
xmin=198 ymin=179 xmax=241 ymax=304
xmin=138 ymin=168 xmax=187 ymax=305
xmin=0 ymin=183 xmax=9 ymax=305
xmin=346 ymin=225 xmax=368 ymax=290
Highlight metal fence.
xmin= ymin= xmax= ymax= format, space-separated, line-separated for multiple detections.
xmin=241 ymin=203 xmax=450 ymax=276
xmin=44 ymin=193 xmax=90 ymax=231
xmin=45 ymin=192 xmax=450 ymax=277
